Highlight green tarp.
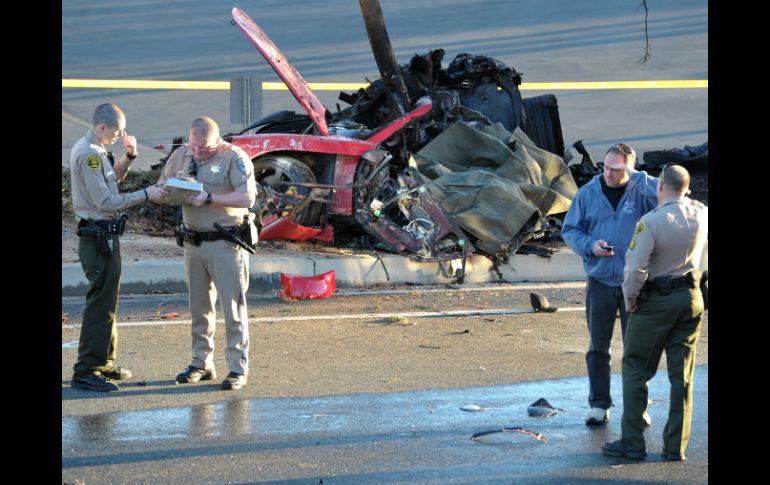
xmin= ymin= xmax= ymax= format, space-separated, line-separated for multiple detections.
xmin=414 ymin=122 xmax=577 ymax=252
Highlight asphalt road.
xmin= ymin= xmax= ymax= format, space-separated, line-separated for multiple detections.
xmin=62 ymin=1 xmax=708 ymax=482
xmin=62 ymin=368 xmax=708 ymax=485
xmin=62 ymin=0 xmax=707 ymax=168
xmin=62 ymin=283 xmax=708 ymax=484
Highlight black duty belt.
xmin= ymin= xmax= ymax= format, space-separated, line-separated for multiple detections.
xmin=174 ymin=225 xmax=236 ymax=246
xmin=77 ymin=216 xmax=127 ymax=236
xmin=195 ymin=231 xmax=230 ymax=242
xmin=643 ymin=273 xmax=696 ymax=296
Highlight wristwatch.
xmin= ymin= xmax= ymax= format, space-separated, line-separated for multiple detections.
xmin=205 ymin=192 xmax=213 ymax=205
xmin=126 ymin=151 xmax=137 ymax=160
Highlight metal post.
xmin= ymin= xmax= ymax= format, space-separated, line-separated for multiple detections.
xmin=243 ymin=75 xmax=251 ymax=128
xmin=358 ymin=0 xmax=411 ymax=111
xmin=230 ymin=72 xmax=263 ymax=131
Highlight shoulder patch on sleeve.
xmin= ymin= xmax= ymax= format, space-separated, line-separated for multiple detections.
xmin=86 ymin=154 xmax=101 ymax=170
xmin=629 ymin=238 xmax=636 ymax=250
xmin=236 ymin=158 xmax=249 ymax=176
xmin=633 ymin=221 xmax=644 ymax=235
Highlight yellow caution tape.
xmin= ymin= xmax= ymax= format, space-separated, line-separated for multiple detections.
xmin=62 ymin=79 xmax=707 ymax=91
xmin=520 ymin=80 xmax=708 ymax=90
xmin=61 ymin=79 xmax=231 ymax=90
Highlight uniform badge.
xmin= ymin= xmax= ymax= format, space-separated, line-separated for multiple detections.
xmin=86 ymin=154 xmax=101 ymax=170
xmin=633 ymin=222 xmax=644 ymax=235
xmin=210 ymin=165 xmax=222 ymax=174
xmin=629 ymin=238 xmax=636 ymax=250
xmin=237 ymin=158 xmax=249 ymax=176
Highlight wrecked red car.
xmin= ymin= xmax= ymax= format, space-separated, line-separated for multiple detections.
xmin=226 ymin=6 xmax=473 ymax=262
xmin=162 ymin=3 xmax=575 ymax=269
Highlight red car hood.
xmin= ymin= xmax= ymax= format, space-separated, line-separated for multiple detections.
xmin=232 ymin=7 xmax=329 ymax=135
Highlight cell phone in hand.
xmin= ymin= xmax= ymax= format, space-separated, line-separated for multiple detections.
xmin=601 ymin=245 xmax=614 ymax=252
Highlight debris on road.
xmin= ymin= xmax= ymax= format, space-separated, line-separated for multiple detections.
xmin=460 ymin=404 xmax=486 ymax=412
xmin=280 ymin=270 xmax=336 ymax=299
xmin=527 ymin=398 xmax=560 ymax=417
xmin=471 ymin=426 xmax=547 ymax=443
xmin=530 ymin=292 xmax=558 ymax=313
xmin=641 ymin=141 xmax=708 ymax=170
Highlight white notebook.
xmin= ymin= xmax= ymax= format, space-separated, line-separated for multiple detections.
xmin=161 ymin=177 xmax=203 ymax=205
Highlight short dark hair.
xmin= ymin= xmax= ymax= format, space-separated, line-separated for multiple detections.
xmin=190 ymin=116 xmax=220 ymax=139
xmin=92 ymin=103 xmax=125 ymax=129
xmin=661 ymin=163 xmax=690 ymax=194
xmin=605 ymin=143 xmax=636 ymax=166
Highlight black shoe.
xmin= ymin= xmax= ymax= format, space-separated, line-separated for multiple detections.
xmin=662 ymin=449 xmax=686 ymax=461
xmin=102 ymin=366 xmax=132 ymax=380
xmin=221 ymin=372 xmax=247 ymax=390
xmin=176 ymin=365 xmax=216 ymax=383
xmin=72 ymin=373 xmax=119 ymax=392
xmin=602 ymin=440 xmax=647 ymax=460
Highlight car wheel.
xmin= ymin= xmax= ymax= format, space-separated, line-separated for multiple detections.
xmin=253 ymin=155 xmax=322 ymax=227
xmin=522 ymin=94 xmax=565 ymax=157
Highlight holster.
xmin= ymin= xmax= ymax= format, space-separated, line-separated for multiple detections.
xmin=653 ymin=275 xmax=673 ymax=295
xmin=76 ymin=226 xmax=112 ymax=257
xmin=174 ymin=224 xmax=201 ymax=247
xmin=239 ymin=213 xmax=258 ymax=248
xmin=700 ymin=270 xmax=708 ymax=310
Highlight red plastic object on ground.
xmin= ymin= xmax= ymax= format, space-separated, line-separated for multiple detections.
xmin=259 ymin=216 xmax=335 ymax=242
xmin=280 ymin=270 xmax=336 ymax=299
xmin=260 ymin=216 xmax=322 ymax=241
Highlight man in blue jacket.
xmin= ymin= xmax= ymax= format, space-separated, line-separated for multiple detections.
xmin=562 ymin=143 xmax=658 ymax=426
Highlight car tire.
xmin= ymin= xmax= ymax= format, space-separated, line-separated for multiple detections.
xmin=253 ymin=155 xmax=322 ymax=227
xmin=522 ymin=94 xmax=565 ymax=157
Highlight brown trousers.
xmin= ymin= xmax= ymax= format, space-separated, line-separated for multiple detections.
xmin=183 ymin=239 xmax=250 ymax=375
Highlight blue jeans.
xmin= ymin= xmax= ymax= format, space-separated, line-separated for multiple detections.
xmin=585 ymin=277 xmax=629 ymax=409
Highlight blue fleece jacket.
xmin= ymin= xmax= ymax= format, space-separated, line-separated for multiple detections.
xmin=562 ymin=171 xmax=658 ymax=286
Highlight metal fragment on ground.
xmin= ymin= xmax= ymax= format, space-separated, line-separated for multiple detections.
xmin=460 ymin=404 xmax=486 ymax=412
xmin=527 ymin=397 xmax=559 ymax=417
xmin=471 ymin=427 xmax=547 ymax=443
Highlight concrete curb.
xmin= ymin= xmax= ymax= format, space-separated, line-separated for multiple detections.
xmin=62 ymin=243 xmax=708 ymax=296
xmin=62 ymin=249 xmax=587 ymax=296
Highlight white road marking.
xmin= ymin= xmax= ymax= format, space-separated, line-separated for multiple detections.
xmin=61 ymin=281 xmax=586 ymax=302
xmin=62 ymin=306 xmax=586 ymax=329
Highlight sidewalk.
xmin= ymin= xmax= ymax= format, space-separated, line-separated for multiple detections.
xmin=62 ymin=245 xmax=587 ymax=296
xmin=62 ymin=223 xmax=708 ymax=295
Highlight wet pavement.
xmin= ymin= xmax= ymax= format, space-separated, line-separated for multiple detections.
xmin=62 ymin=367 xmax=707 ymax=484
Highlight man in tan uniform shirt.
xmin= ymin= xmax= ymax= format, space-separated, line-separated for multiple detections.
xmin=157 ymin=116 xmax=257 ymax=390
xmin=602 ymin=164 xmax=707 ymax=461
xmin=70 ymin=103 xmax=165 ymax=392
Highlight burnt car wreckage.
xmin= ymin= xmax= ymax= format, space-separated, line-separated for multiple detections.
xmin=158 ymin=3 xmax=612 ymax=278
